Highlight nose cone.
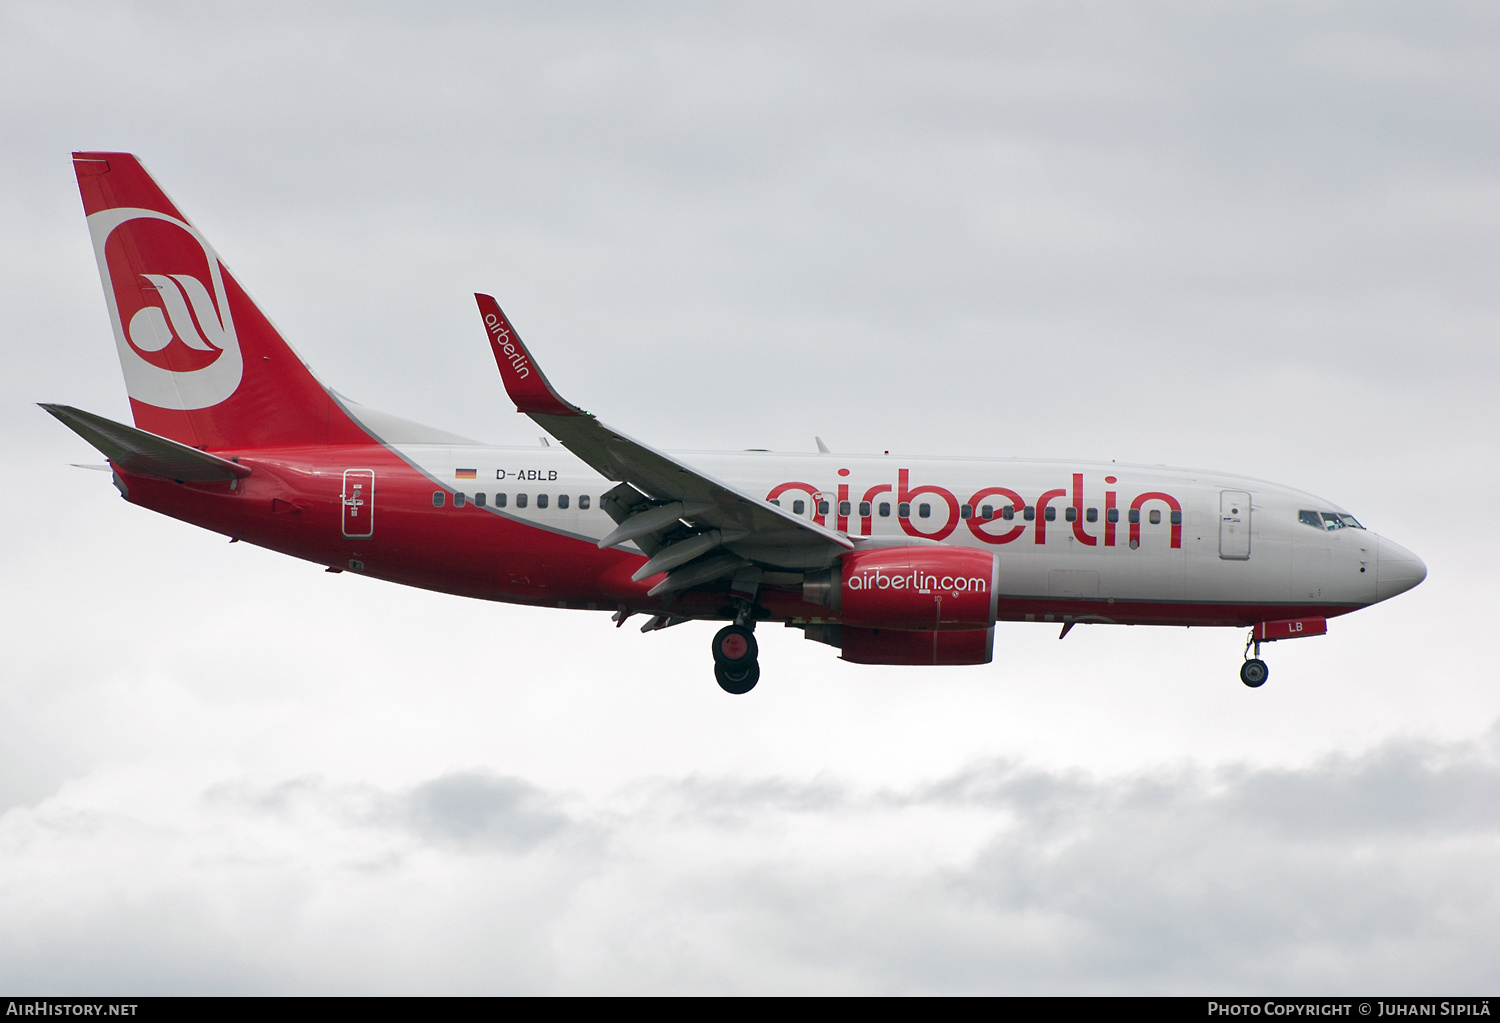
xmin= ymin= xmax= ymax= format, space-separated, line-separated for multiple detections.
xmin=1376 ymin=536 xmax=1427 ymax=603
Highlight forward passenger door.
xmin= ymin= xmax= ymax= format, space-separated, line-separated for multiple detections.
xmin=1219 ymin=490 xmax=1250 ymax=560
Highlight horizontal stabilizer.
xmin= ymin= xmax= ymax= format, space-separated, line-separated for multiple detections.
xmin=40 ymin=404 xmax=251 ymax=482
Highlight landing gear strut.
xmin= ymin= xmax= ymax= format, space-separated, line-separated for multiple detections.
xmin=1241 ymin=633 xmax=1269 ymax=688
xmin=712 ymin=622 xmax=759 ymax=695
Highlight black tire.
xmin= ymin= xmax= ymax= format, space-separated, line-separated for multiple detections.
xmin=712 ymin=624 xmax=758 ymax=667
xmin=715 ymin=660 xmax=760 ymax=695
xmin=1240 ymin=659 xmax=1269 ymax=688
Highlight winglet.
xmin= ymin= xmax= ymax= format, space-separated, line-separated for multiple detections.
xmin=474 ymin=294 xmax=585 ymax=417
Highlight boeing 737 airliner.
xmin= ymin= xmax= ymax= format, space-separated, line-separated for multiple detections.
xmin=45 ymin=152 xmax=1427 ymax=693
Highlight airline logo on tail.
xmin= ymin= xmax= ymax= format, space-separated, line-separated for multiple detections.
xmin=88 ymin=208 xmax=243 ymax=410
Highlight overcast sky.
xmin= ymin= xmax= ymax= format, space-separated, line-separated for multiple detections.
xmin=2 ymin=0 xmax=1498 ymax=994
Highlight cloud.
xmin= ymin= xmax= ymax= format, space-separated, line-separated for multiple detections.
xmin=4 ymin=728 xmax=1497 ymax=993
xmin=203 ymin=771 xmax=577 ymax=855
xmin=543 ymin=728 xmax=1500 ymax=993
xmin=404 ymin=772 xmax=572 ymax=852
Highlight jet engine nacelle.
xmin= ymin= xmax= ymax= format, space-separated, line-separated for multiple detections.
xmin=803 ymin=547 xmax=999 ymax=630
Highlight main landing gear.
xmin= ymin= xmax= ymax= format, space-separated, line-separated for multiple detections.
xmin=712 ymin=623 xmax=760 ymax=695
xmin=1241 ymin=633 xmax=1269 ymax=688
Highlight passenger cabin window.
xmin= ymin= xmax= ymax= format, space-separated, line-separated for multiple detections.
xmin=918 ymin=503 xmax=931 ymax=518
xmin=1107 ymin=508 xmax=1119 ymax=523
xmin=879 ymin=502 xmax=891 ymax=517
xmin=1002 ymin=506 xmax=1014 ymax=520
xmin=558 ymin=494 xmax=569 ymax=510
xmin=475 ymin=493 xmax=486 ymax=508
xmin=432 ymin=491 xmax=445 ymax=507
xmin=981 ymin=505 xmax=994 ymax=520
xmin=1065 ymin=507 xmax=1077 ymax=522
xmin=960 ymin=504 xmax=973 ymax=519
xmin=1149 ymin=509 xmax=1161 ymax=525
xmin=579 ymin=495 xmax=590 ymax=510
xmin=1044 ymin=506 xmax=1056 ymax=521
xmin=496 ymin=493 xmax=507 ymax=507
xmin=1023 ymin=506 xmax=1035 ymax=521
xmin=898 ymin=502 xmax=911 ymax=518
xmin=817 ymin=501 xmax=830 ymax=516
xmin=858 ymin=501 xmax=871 ymax=517
xmin=769 ymin=499 xmax=781 ymax=506
xmin=1086 ymin=508 xmax=1098 ymax=523
xmin=839 ymin=500 xmax=851 ymax=517
xmin=1128 ymin=509 xmax=1140 ymax=524
xmin=1171 ymin=511 xmax=1182 ymax=525
xmin=516 ymin=494 xmax=528 ymax=508
xmin=537 ymin=494 xmax=549 ymax=509
xmin=792 ymin=499 xmax=805 ymax=515
xmin=454 ymin=492 xmax=466 ymax=508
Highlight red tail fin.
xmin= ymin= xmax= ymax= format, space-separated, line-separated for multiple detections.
xmin=73 ymin=152 xmax=366 ymax=450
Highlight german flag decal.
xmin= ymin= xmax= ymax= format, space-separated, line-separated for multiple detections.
xmin=455 ymin=468 xmax=477 ymax=479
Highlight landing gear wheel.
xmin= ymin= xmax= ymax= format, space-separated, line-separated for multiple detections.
xmin=712 ymin=624 xmax=758 ymax=668
xmin=715 ymin=660 xmax=760 ymax=695
xmin=1240 ymin=659 xmax=1269 ymax=688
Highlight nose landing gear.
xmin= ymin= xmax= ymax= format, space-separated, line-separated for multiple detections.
xmin=712 ymin=623 xmax=759 ymax=694
xmin=1241 ymin=633 xmax=1269 ymax=688
xmin=1237 ymin=617 xmax=1328 ymax=687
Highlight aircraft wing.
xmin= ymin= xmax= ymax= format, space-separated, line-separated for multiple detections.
xmin=474 ymin=294 xmax=852 ymax=595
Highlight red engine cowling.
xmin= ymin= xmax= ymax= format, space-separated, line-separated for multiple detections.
xmin=803 ymin=547 xmax=998 ymax=630
xmin=840 ymin=626 xmax=994 ymax=665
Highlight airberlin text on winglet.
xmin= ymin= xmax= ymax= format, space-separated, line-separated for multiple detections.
xmin=482 ymin=310 xmax=531 ymax=380
xmin=474 ymin=292 xmax=585 ymax=419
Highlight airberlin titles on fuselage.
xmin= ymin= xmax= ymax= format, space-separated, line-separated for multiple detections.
xmin=459 ymin=461 xmax=1177 ymax=549
xmin=764 ymin=469 xmax=1182 ymax=548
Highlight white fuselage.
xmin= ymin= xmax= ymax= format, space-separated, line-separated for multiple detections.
xmin=395 ymin=444 xmax=1424 ymax=622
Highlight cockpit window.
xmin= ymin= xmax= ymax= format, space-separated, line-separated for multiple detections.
xmin=1302 ymin=509 xmax=1365 ymax=530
